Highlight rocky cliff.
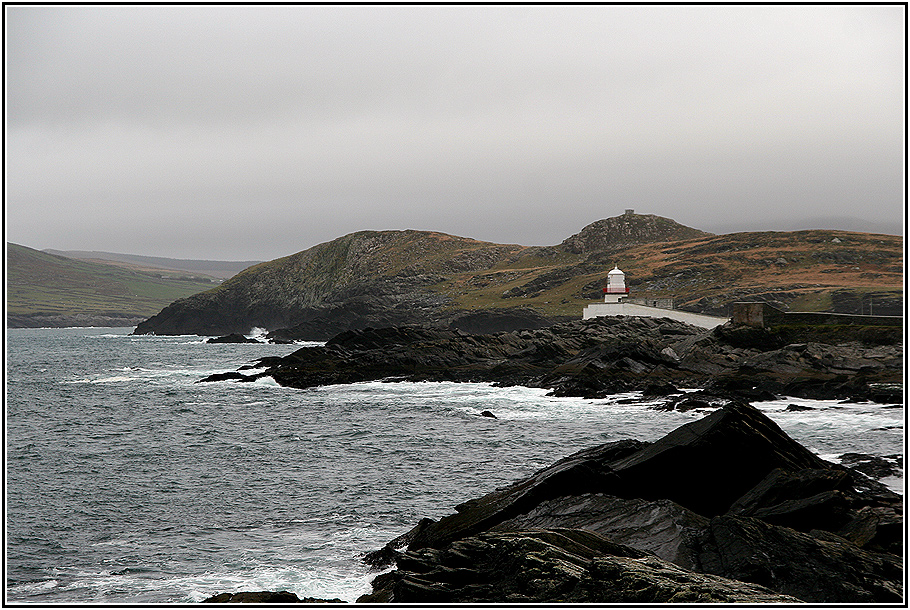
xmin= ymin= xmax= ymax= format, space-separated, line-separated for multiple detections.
xmin=133 ymin=214 xmax=903 ymax=339
xmin=132 ymin=230 xmax=540 ymax=338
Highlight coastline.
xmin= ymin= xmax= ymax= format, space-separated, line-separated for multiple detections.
xmin=196 ymin=317 xmax=904 ymax=603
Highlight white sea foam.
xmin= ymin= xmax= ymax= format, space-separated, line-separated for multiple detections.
xmin=90 ymin=375 xmax=137 ymax=384
xmin=6 ymin=579 xmax=60 ymax=595
xmin=176 ymin=565 xmax=376 ymax=603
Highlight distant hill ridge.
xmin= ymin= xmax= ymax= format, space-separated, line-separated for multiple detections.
xmin=43 ymin=250 xmax=262 ymax=280
xmin=7 ymin=243 xmax=223 ymax=328
xmin=132 ymin=213 xmax=903 ymax=339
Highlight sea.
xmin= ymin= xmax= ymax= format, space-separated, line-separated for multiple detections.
xmin=5 ymin=327 xmax=904 ymax=604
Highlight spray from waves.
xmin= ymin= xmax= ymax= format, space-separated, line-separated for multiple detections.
xmin=246 ymin=327 xmax=269 ymax=340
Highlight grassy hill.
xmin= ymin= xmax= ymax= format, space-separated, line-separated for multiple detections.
xmin=450 ymin=228 xmax=903 ymax=318
xmin=43 ymin=249 xmax=261 ymax=280
xmin=133 ymin=214 xmax=903 ymax=338
xmin=7 ymin=243 xmax=222 ymax=327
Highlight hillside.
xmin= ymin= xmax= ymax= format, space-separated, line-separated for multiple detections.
xmin=132 ymin=213 xmax=903 ymax=339
xmin=43 ymin=249 xmax=261 ymax=280
xmin=6 ymin=243 xmax=222 ymax=327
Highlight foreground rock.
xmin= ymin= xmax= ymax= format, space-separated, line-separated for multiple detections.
xmin=358 ymin=529 xmax=800 ymax=603
xmin=201 ymin=591 xmax=343 ymax=603
xmin=359 ymin=403 xmax=903 ymax=603
xmin=201 ymin=317 xmax=902 ymax=402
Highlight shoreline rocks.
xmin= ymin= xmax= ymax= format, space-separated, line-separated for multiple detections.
xmin=357 ymin=403 xmax=903 ymax=603
xmin=201 ymin=591 xmax=344 ymax=603
xmin=206 ymin=333 xmax=262 ymax=344
xmin=358 ymin=529 xmax=801 ymax=604
xmin=200 ymin=317 xmax=903 ymax=403
xmin=191 ymin=318 xmax=903 ymax=604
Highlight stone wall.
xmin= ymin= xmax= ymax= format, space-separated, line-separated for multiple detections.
xmin=732 ymin=302 xmax=903 ymax=328
xmin=582 ymin=302 xmax=727 ymax=329
xmin=627 ymin=297 xmax=676 ymax=309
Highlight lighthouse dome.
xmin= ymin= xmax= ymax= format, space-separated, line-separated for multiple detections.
xmin=608 ymin=266 xmax=624 ymax=276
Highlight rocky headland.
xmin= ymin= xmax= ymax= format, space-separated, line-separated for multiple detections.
xmin=200 ymin=316 xmax=902 ymax=403
xmin=131 ymin=214 xmax=903 ymax=340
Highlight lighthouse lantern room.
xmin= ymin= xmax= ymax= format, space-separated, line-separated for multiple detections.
xmin=603 ymin=266 xmax=629 ymax=303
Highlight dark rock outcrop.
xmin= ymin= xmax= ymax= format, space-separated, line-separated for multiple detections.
xmin=359 ymin=404 xmax=903 ymax=604
xmin=695 ymin=515 xmax=903 ymax=603
xmin=839 ymin=452 xmax=902 ymax=480
xmin=403 ymin=403 xmax=828 ymax=553
xmin=206 ymin=333 xmax=261 ymax=343
xmin=357 ymin=529 xmax=799 ymax=604
xmin=490 ymin=495 xmax=708 ymax=571
xmin=201 ymin=591 xmax=344 ymax=603
xmin=196 ymin=371 xmax=256 ymax=383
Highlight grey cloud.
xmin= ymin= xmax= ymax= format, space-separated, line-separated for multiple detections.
xmin=5 ymin=5 xmax=904 ymax=260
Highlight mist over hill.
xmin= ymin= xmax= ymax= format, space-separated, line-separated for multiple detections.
xmin=131 ymin=213 xmax=903 ymax=339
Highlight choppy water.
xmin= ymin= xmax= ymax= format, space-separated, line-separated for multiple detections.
xmin=5 ymin=327 xmax=904 ymax=603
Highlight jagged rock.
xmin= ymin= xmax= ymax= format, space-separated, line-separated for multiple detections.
xmin=490 ymin=494 xmax=708 ymax=570
xmin=641 ymin=381 xmax=680 ymax=396
xmin=196 ymin=371 xmax=257 ymax=383
xmin=726 ymin=468 xmax=856 ymax=532
xmin=357 ymin=529 xmax=798 ymax=604
xmin=695 ymin=515 xmax=903 ymax=603
xmin=361 ymin=404 xmax=902 ymax=604
xmin=837 ymin=504 xmax=904 ymax=554
xmin=400 ymin=403 xmax=827 ymax=553
xmin=478 ymin=410 xmax=496 ymax=418
xmin=206 ymin=333 xmax=261 ymax=343
xmin=406 ymin=439 xmax=649 ymax=551
xmin=362 ymin=518 xmax=436 ymax=569
xmin=839 ymin=452 xmax=902 ymax=479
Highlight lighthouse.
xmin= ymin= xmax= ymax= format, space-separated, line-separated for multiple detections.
xmin=584 ymin=264 xmax=728 ymax=328
xmin=602 ymin=266 xmax=629 ymax=303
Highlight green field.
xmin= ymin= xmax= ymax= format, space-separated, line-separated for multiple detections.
xmin=7 ymin=243 xmax=219 ymax=324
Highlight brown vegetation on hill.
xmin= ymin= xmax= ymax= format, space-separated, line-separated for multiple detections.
xmin=132 ymin=214 xmax=903 ymax=338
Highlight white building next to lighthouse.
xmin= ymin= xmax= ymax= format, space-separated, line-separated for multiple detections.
xmin=582 ymin=266 xmax=728 ymax=329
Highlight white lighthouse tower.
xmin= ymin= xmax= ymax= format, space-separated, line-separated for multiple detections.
xmin=583 ymin=264 xmax=728 ymax=328
xmin=602 ymin=266 xmax=629 ymax=303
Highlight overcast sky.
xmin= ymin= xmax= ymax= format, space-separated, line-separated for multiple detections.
xmin=5 ymin=5 xmax=905 ymax=260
